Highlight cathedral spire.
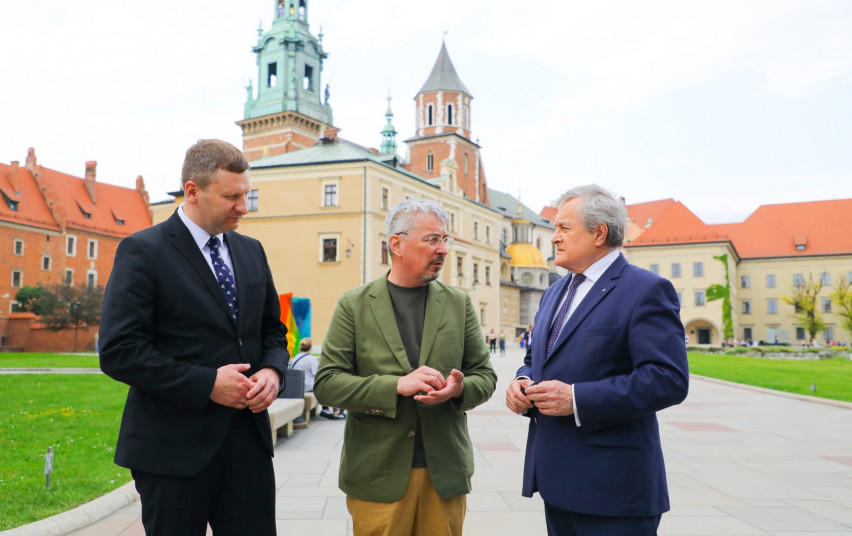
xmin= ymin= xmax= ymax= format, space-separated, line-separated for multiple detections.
xmin=243 ymin=0 xmax=330 ymax=124
xmin=380 ymin=91 xmax=397 ymax=156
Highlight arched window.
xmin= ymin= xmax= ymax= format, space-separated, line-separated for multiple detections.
xmin=427 ymin=104 xmax=433 ymax=126
xmin=447 ymin=104 xmax=454 ymax=125
xmin=426 ymin=152 xmax=434 ymax=172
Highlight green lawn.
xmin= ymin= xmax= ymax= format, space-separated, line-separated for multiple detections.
xmin=688 ymin=352 xmax=852 ymax=403
xmin=0 ymin=374 xmax=130 ymax=531
xmin=0 ymin=353 xmax=100 ymax=368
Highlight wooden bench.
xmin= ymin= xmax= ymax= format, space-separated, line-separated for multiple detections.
xmin=268 ymin=398 xmax=305 ymax=443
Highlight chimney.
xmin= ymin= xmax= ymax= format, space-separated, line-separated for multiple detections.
xmin=9 ymin=161 xmax=20 ymax=191
xmin=321 ymin=126 xmax=339 ymax=143
xmin=84 ymin=161 xmax=97 ymax=204
xmin=25 ymin=147 xmax=37 ymax=171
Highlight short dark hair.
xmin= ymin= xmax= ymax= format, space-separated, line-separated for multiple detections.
xmin=181 ymin=139 xmax=249 ymax=190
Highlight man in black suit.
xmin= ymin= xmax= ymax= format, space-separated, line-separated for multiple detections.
xmin=100 ymin=139 xmax=289 ymax=535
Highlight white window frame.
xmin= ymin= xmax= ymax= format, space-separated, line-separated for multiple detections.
xmin=87 ymin=239 xmax=98 ymax=260
xmin=11 ymin=269 xmax=23 ymax=288
xmin=321 ymin=180 xmax=339 ymax=207
xmin=319 ymin=233 xmax=340 ymax=263
xmin=13 ymin=239 xmax=24 ymax=256
xmin=87 ymin=270 xmax=98 ymax=289
xmin=65 ymin=268 xmax=74 ymax=285
xmin=66 ymin=235 xmax=77 ymax=256
xmin=42 ymin=255 xmax=52 ymax=271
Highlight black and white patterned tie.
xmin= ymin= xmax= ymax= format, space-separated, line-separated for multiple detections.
xmin=546 ymin=273 xmax=586 ymax=355
xmin=207 ymin=236 xmax=238 ymax=322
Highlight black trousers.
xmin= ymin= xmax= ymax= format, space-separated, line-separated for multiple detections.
xmin=544 ymin=502 xmax=661 ymax=536
xmin=132 ymin=410 xmax=276 ymax=536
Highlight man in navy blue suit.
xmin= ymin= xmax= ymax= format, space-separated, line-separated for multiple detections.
xmin=505 ymin=184 xmax=689 ymax=536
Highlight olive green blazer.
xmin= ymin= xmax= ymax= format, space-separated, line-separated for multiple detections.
xmin=314 ymin=276 xmax=497 ymax=502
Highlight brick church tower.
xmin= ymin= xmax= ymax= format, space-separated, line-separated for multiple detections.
xmin=405 ymin=42 xmax=489 ymax=205
xmin=237 ymin=0 xmax=335 ymax=162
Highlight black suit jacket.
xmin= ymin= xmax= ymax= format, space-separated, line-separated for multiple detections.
xmin=100 ymin=211 xmax=289 ymax=476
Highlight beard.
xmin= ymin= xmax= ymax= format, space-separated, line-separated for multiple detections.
xmin=419 ymin=256 xmax=445 ymax=283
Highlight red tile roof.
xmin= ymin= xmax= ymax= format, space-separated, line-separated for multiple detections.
xmin=625 ymin=198 xmax=852 ymax=259
xmin=1 ymin=151 xmax=151 ymax=237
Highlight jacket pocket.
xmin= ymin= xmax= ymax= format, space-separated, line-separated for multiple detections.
xmin=583 ymin=420 xmax=641 ymax=449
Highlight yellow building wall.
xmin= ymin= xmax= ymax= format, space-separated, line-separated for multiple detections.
xmin=627 ymin=243 xmax=852 ymax=345
xmin=153 ymin=159 xmax=501 ymax=347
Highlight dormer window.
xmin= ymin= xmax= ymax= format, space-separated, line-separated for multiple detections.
xmin=793 ymin=235 xmax=807 ymax=251
xmin=1 ymin=188 xmax=19 ymax=211
xmin=76 ymin=202 xmax=92 ymax=219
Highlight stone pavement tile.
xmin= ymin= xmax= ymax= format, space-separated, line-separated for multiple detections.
xmin=283 ymin=474 xmax=323 ymax=487
xmin=720 ymin=506 xmax=852 ymax=532
xmin=785 ymin=500 xmax=852 ymax=528
xmin=467 ymin=491 xmax=511 ymax=512
xmin=322 ymin=496 xmax=349 ymax=519
xmin=659 ymin=513 xmax=766 ymax=535
xmin=807 ymin=486 xmax=852 ymax=501
xmin=274 ymin=495 xmax=327 ymax=513
xmin=274 ymin=519 xmax=347 ymax=536
xmin=669 ymin=487 xmax=748 ymax=508
xmin=59 ymin=512 xmax=140 ymax=536
xmin=463 ymin=511 xmax=547 ymax=536
xmin=499 ymin=491 xmax=545 ymax=513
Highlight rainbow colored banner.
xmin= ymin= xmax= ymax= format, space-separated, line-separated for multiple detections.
xmin=279 ymin=293 xmax=312 ymax=358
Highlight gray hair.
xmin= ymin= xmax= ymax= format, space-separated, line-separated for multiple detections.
xmin=385 ymin=198 xmax=449 ymax=255
xmin=556 ymin=184 xmax=627 ymax=249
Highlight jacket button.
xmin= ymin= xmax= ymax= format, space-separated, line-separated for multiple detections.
xmin=407 ymin=431 xmax=415 ymax=438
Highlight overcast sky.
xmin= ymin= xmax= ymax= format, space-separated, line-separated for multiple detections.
xmin=1 ymin=1 xmax=850 ymax=223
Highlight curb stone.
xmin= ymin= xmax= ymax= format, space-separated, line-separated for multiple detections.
xmin=0 ymin=481 xmax=138 ymax=536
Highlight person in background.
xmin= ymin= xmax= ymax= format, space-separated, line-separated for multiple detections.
xmin=505 ymin=184 xmax=688 ymax=536
xmin=499 ymin=329 xmax=506 ymax=357
xmin=489 ymin=329 xmax=498 ymax=354
xmin=99 ymin=139 xmax=288 ymax=535
xmin=315 ymin=198 xmax=497 ymax=536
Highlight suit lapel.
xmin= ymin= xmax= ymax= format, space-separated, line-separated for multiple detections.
xmin=545 ymin=255 xmax=627 ymax=360
xmin=369 ymin=278 xmax=413 ymax=371
xmin=418 ymin=281 xmax=446 ymax=366
xmin=165 ymin=213 xmax=235 ymax=324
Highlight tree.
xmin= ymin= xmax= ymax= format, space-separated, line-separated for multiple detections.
xmin=831 ymin=279 xmax=852 ymax=342
xmin=706 ymin=254 xmax=734 ymax=340
xmin=783 ymin=274 xmax=826 ymax=342
xmin=35 ymin=284 xmax=104 ymax=352
xmin=13 ymin=285 xmax=52 ymax=314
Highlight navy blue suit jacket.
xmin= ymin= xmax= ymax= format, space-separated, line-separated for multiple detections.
xmin=517 ymin=253 xmax=688 ymax=517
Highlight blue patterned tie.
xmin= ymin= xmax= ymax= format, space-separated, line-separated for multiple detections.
xmin=207 ymin=236 xmax=238 ymax=322
xmin=546 ymin=273 xmax=586 ymax=355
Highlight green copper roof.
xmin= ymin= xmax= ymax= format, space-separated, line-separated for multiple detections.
xmin=416 ymin=42 xmax=471 ymax=97
xmin=488 ymin=189 xmax=555 ymax=229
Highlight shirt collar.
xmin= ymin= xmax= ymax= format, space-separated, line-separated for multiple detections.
xmin=177 ymin=204 xmax=224 ymax=251
xmin=578 ymin=249 xmax=620 ymax=284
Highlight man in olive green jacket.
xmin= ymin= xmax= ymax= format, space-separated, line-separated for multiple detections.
xmin=314 ymin=198 xmax=496 ymax=536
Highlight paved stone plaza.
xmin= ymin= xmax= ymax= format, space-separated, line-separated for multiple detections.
xmin=5 ymin=346 xmax=851 ymax=535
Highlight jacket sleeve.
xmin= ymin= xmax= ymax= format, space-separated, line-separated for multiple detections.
xmin=99 ymin=235 xmax=216 ymax=411
xmin=314 ymin=294 xmax=401 ymax=418
xmin=573 ymin=276 xmax=689 ymax=429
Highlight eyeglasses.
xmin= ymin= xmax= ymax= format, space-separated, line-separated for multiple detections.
xmin=398 ymin=232 xmax=454 ymax=248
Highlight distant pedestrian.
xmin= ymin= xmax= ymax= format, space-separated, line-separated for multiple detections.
xmin=499 ymin=330 xmax=506 ymax=356
xmin=489 ymin=329 xmax=497 ymax=354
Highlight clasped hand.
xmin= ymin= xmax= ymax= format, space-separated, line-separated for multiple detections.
xmin=397 ymin=366 xmax=464 ymax=405
xmin=505 ymin=378 xmax=574 ymax=416
xmin=210 ymin=363 xmax=280 ymax=413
